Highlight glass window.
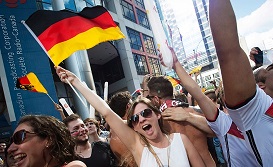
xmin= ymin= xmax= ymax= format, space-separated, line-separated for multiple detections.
xmin=64 ymin=0 xmax=77 ymax=11
xmin=102 ymin=57 xmax=125 ymax=84
xmin=135 ymin=0 xmax=145 ymax=9
xmin=143 ymin=34 xmax=156 ymax=55
xmin=133 ymin=53 xmax=149 ymax=75
xmin=126 ymin=28 xmax=143 ymax=51
xmin=136 ymin=9 xmax=150 ymax=29
xmin=121 ymin=0 xmax=136 ymax=22
xmin=85 ymin=0 xmax=95 ymax=6
xmin=36 ymin=0 xmax=52 ymax=10
xmin=74 ymin=0 xmax=94 ymax=11
xmin=148 ymin=57 xmax=162 ymax=75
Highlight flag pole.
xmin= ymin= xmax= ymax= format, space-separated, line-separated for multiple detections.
xmin=21 ymin=21 xmax=54 ymax=63
xmin=46 ymin=93 xmax=55 ymax=104
xmin=66 ymin=78 xmax=87 ymax=107
xmin=21 ymin=20 xmax=87 ymax=107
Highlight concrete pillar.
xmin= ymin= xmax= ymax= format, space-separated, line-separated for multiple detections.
xmin=51 ymin=0 xmax=94 ymax=120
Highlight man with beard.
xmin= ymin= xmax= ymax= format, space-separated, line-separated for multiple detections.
xmin=142 ymin=76 xmax=216 ymax=167
xmin=63 ymin=114 xmax=116 ymax=167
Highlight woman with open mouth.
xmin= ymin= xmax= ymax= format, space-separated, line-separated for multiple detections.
xmin=56 ymin=66 xmax=205 ymax=167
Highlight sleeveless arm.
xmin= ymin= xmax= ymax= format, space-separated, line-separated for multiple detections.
xmin=181 ymin=134 xmax=206 ymax=167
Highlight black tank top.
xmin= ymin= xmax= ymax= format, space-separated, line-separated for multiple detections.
xmin=78 ymin=141 xmax=116 ymax=167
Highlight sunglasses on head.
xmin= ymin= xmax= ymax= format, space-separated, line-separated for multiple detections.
xmin=129 ymin=108 xmax=153 ymax=126
xmin=10 ymin=129 xmax=36 ymax=145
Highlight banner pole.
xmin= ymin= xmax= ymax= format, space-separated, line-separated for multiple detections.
xmin=46 ymin=94 xmax=55 ymax=104
xmin=21 ymin=20 xmax=54 ymax=63
xmin=66 ymin=79 xmax=87 ymax=107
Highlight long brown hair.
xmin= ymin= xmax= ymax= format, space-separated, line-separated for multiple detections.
xmin=126 ymin=98 xmax=169 ymax=166
xmin=19 ymin=115 xmax=76 ymax=166
xmin=127 ymin=97 xmax=165 ymax=130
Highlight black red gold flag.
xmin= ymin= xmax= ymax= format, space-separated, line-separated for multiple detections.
xmin=166 ymin=76 xmax=181 ymax=87
xmin=16 ymin=72 xmax=48 ymax=94
xmin=25 ymin=6 xmax=125 ymax=66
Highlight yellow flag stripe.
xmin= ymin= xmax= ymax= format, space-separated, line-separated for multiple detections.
xmin=27 ymin=72 xmax=48 ymax=94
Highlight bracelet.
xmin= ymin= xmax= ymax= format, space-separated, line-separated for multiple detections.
xmin=142 ymin=89 xmax=148 ymax=92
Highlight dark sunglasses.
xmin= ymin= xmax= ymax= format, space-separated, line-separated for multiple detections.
xmin=10 ymin=129 xmax=36 ymax=145
xmin=129 ymin=108 xmax=153 ymax=125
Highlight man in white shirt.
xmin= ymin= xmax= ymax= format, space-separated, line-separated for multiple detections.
xmin=208 ymin=0 xmax=273 ymax=166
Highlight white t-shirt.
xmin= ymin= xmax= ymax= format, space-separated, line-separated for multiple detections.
xmin=140 ymin=133 xmax=190 ymax=167
xmin=207 ymin=110 xmax=260 ymax=167
xmin=227 ymin=86 xmax=273 ymax=167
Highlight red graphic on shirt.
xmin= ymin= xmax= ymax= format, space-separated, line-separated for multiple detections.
xmin=1 ymin=0 xmax=27 ymax=8
xmin=227 ymin=122 xmax=244 ymax=139
xmin=265 ymin=103 xmax=273 ymax=118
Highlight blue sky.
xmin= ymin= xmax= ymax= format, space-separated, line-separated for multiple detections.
xmin=231 ymin=0 xmax=267 ymax=18
xmin=170 ymin=0 xmax=273 ymax=51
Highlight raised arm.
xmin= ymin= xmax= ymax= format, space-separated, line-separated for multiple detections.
xmin=162 ymin=107 xmax=215 ymax=137
xmin=209 ymin=0 xmax=256 ymax=107
xmin=55 ymin=67 xmax=140 ymax=153
xmin=160 ymin=48 xmax=218 ymax=121
xmin=54 ymin=103 xmax=66 ymax=120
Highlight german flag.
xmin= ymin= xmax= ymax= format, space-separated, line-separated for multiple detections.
xmin=189 ymin=66 xmax=202 ymax=75
xmin=166 ymin=76 xmax=181 ymax=87
xmin=16 ymin=72 xmax=48 ymax=94
xmin=25 ymin=6 xmax=125 ymax=66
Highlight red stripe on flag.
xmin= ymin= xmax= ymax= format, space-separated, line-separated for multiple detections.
xmin=18 ymin=76 xmax=31 ymax=85
xmin=18 ymin=76 xmax=38 ymax=92
xmin=38 ymin=12 xmax=117 ymax=51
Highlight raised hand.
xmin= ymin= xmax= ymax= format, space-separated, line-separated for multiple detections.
xmin=55 ymin=66 xmax=78 ymax=84
xmin=158 ymin=47 xmax=178 ymax=69
xmin=249 ymin=47 xmax=258 ymax=63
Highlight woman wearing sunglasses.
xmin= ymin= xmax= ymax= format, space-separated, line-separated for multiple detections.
xmin=56 ymin=66 xmax=205 ymax=167
xmin=7 ymin=115 xmax=86 ymax=167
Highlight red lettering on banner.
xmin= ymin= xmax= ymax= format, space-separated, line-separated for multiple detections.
xmin=265 ymin=103 xmax=273 ymax=118
xmin=0 ymin=0 xmax=27 ymax=8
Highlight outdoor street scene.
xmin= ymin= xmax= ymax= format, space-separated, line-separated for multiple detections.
xmin=0 ymin=0 xmax=272 ymax=167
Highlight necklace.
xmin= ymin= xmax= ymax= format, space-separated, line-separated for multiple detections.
xmin=166 ymin=134 xmax=171 ymax=167
xmin=149 ymin=134 xmax=171 ymax=167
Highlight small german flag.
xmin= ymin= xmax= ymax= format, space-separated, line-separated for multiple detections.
xmin=189 ymin=66 xmax=202 ymax=75
xmin=166 ymin=76 xmax=181 ymax=87
xmin=16 ymin=72 xmax=48 ymax=94
xmin=25 ymin=6 xmax=125 ymax=66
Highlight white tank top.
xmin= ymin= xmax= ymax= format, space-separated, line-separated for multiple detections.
xmin=140 ymin=133 xmax=190 ymax=167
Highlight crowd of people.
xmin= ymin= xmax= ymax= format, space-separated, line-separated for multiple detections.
xmin=0 ymin=0 xmax=272 ymax=166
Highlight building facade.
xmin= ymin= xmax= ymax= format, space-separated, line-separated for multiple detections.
xmin=156 ymin=0 xmax=220 ymax=88
xmin=0 ymin=0 xmax=163 ymax=139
